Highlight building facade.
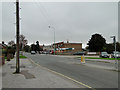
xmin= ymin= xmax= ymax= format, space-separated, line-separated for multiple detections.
xmin=53 ymin=41 xmax=82 ymax=54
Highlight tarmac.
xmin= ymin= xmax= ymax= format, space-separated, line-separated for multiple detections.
xmin=2 ymin=58 xmax=85 ymax=88
xmin=52 ymin=55 xmax=118 ymax=63
xmin=50 ymin=54 xmax=119 ymax=71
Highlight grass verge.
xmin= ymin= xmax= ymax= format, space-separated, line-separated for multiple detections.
xmin=19 ymin=55 xmax=27 ymax=59
xmin=82 ymin=57 xmax=120 ymax=60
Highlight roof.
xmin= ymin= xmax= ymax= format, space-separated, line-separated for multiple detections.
xmin=54 ymin=42 xmax=82 ymax=45
xmin=0 ymin=43 xmax=7 ymax=49
xmin=64 ymin=43 xmax=82 ymax=45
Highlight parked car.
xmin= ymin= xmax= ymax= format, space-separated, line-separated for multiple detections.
xmin=51 ymin=50 xmax=54 ymax=54
xmin=111 ymin=51 xmax=120 ymax=58
xmin=43 ymin=51 xmax=50 ymax=54
xmin=73 ymin=52 xmax=86 ymax=55
xmin=100 ymin=52 xmax=109 ymax=58
xmin=31 ymin=51 xmax=36 ymax=54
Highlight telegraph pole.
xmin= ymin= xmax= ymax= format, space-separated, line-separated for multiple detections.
xmin=16 ymin=0 xmax=20 ymax=73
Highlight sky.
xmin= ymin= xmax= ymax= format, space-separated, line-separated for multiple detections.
xmin=1 ymin=1 xmax=118 ymax=48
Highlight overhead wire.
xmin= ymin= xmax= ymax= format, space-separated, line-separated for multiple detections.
xmin=33 ymin=0 xmax=56 ymax=44
xmin=33 ymin=0 xmax=50 ymax=25
xmin=33 ymin=0 xmax=55 ymax=27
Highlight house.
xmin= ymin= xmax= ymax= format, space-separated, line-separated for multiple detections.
xmin=0 ymin=42 xmax=7 ymax=65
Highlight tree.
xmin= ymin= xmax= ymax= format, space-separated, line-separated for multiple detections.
xmin=105 ymin=43 xmax=114 ymax=54
xmin=31 ymin=44 xmax=37 ymax=52
xmin=19 ymin=34 xmax=28 ymax=55
xmin=19 ymin=34 xmax=28 ymax=51
xmin=8 ymin=40 xmax=15 ymax=46
xmin=24 ymin=45 xmax=30 ymax=52
xmin=36 ymin=41 xmax=40 ymax=54
xmin=87 ymin=33 xmax=106 ymax=52
xmin=6 ymin=46 xmax=15 ymax=61
xmin=105 ymin=42 xmax=120 ymax=54
xmin=116 ymin=42 xmax=120 ymax=52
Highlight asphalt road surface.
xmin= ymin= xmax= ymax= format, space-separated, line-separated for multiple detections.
xmin=25 ymin=53 xmax=118 ymax=88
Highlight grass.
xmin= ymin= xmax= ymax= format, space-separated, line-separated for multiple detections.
xmin=5 ymin=56 xmax=7 ymax=59
xmin=77 ymin=57 xmax=120 ymax=60
xmin=19 ymin=55 xmax=27 ymax=59
xmin=3 ymin=55 xmax=27 ymax=60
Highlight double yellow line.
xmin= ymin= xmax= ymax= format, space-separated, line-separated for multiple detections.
xmin=29 ymin=58 xmax=94 ymax=89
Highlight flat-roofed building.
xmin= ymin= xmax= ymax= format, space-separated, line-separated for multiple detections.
xmin=53 ymin=41 xmax=82 ymax=55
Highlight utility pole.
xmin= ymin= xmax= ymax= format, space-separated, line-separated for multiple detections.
xmin=16 ymin=0 xmax=20 ymax=73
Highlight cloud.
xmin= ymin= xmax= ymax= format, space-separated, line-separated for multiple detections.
xmin=2 ymin=2 xmax=118 ymax=48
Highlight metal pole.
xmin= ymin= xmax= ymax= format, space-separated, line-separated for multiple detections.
xmin=48 ymin=26 xmax=55 ymax=55
xmin=16 ymin=0 xmax=20 ymax=73
xmin=114 ymin=36 xmax=118 ymax=70
xmin=54 ymin=30 xmax=55 ymax=55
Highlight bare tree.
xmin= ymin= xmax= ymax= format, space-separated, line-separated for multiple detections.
xmin=19 ymin=34 xmax=28 ymax=55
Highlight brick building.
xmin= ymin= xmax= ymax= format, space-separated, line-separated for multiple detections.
xmin=53 ymin=41 xmax=82 ymax=54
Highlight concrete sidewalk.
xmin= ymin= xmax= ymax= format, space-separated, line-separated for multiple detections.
xmin=2 ymin=58 xmax=84 ymax=88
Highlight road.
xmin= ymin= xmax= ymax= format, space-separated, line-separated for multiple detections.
xmin=25 ymin=53 xmax=118 ymax=88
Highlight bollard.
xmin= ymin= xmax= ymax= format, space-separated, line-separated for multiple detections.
xmin=81 ymin=55 xmax=85 ymax=64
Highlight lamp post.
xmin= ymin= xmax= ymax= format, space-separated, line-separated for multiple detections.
xmin=110 ymin=36 xmax=118 ymax=70
xmin=48 ymin=26 xmax=55 ymax=55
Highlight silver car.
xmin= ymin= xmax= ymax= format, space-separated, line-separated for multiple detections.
xmin=31 ymin=51 xmax=36 ymax=54
xmin=100 ymin=52 xmax=109 ymax=58
xmin=111 ymin=51 xmax=120 ymax=58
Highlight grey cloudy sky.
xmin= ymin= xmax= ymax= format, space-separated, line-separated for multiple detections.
xmin=1 ymin=2 xmax=118 ymax=48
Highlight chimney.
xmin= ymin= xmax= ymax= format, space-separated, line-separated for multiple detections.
xmin=67 ymin=40 xmax=69 ymax=43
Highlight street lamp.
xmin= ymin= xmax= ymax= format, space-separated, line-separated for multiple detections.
xmin=110 ymin=36 xmax=118 ymax=70
xmin=48 ymin=26 xmax=55 ymax=55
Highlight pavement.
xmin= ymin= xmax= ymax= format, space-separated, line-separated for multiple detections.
xmin=2 ymin=58 xmax=85 ymax=88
